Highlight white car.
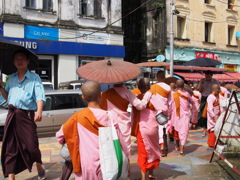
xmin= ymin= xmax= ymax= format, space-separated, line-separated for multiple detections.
xmin=0 ymin=90 xmax=87 ymax=140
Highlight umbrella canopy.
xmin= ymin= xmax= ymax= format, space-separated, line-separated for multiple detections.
xmin=182 ymin=58 xmax=221 ymax=67
xmin=164 ymin=77 xmax=179 ymax=85
xmin=77 ymin=60 xmax=141 ymax=84
xmin=0 ymin=39 xmax=38 ymax=75
xmin=225 ymin=84 xmax=238 ymax=90
xmin=137 ymin=61 xmax=169 ymax=67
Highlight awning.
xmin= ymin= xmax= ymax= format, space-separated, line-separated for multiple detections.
xmin=174 ymin=72 xmax=204 ymax=81
xmin=212 ymin=74 xmax=238 ymax=82
xmin=224 ymin=72 xmax=240 ymax=80
xmin=166 ymin=65 xmax=227 ymax=72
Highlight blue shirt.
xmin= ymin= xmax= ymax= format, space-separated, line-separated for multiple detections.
xmin=5 ymin=70 xmax=46 ymax=110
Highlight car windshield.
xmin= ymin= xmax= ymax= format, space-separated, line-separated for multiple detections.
xmin=44 ymin=84 xmax=53 ymax=90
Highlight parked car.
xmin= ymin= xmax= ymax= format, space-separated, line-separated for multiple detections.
xmin=0 ymin=90 xmax=87 ymax=140
xmin=59 ymin=80 xmax=85 ymax=90
xmin=42 ymin=80 xmax=54 ymax=90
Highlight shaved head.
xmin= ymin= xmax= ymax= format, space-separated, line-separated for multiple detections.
xmin=212 ymin=84 xmax=220 ymax=91
xmin=219 ymin=81 xmax=226 ymax=87
xmin=81 ymin=81 xmax=101 ymax=102
xmin=170 ymin=82 xmax=176 ymax=91
xmin=157 ymin=71 xmax=165 ymax=80
xmin=176 ymin=79 xmax=184 ymax=88
xmin=138 ymin=78 xmax=150 ymax=94
xmin=193 ymin=84 xmax=198 ymax=90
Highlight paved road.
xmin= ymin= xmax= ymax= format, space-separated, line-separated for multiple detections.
xmin=0 ymin=128 xmax=239 ymax=179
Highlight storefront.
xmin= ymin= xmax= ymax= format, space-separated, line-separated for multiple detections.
xmin=1 ymin=23 xmax=125 ymax=89
xmin=165 ymin=46 xmax=240 ymax=72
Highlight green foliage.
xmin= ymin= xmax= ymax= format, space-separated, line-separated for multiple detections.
xmin=3 ymin=75 xmax=9 ymax=87
xmin=152 ymin=2 xmax=165 ymax=9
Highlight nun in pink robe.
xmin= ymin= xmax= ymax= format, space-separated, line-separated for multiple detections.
xmin=207 ymin=94 xmax=221 ymax=147
xmin=56 ymin=108 xmax=127 ymax=180
xmin=100 ymin=85 xmax=152 ymax=158
xmin=191 ymin=90 xmax=201 ymax=125
xmin=172 ymin=90 xmax=196 ymax=146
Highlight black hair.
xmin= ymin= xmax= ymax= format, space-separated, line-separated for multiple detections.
xmin=205 ymin=70 xmax=213 ymax=75
xmin=13 ymin=49 xmax=29 ymax=59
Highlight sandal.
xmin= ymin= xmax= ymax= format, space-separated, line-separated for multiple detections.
xmin=175 ymin=145 xmax=180 ymax=151
xmin=148 ymin=174 xmax=158 ymax=179
xmin=38 ymin=165 xmax=46 ymax=180
xmin=180 ymin=152 xmax=185 ymax=156
xmin=160 ymin=150 xmax=167 ymax=157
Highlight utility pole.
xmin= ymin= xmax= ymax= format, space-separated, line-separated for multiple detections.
xmin=169 ymin=0 xmax=174 ymax=77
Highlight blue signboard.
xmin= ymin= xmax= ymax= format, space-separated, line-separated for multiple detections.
xmin=0 ymin=23 xmax=3 ymax=36
xmin=25 ymin=25 xmax=59 ymax=40
xmin=236 ymin=32 xmax=240 ymax=38
xmin=2 ymin=37 xmax=125 ymax=57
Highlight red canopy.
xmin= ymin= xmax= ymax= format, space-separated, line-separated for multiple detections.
xmin=174 ymin=72 xmax=204 ymax=81
xmin=212 ymin=74 xmax=238 ymax=82
xmin=224 ymin=72 xmax=240 ymax=80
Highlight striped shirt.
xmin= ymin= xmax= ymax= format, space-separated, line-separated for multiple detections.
xmin=5 ymin=70 xmax=46 ymax=110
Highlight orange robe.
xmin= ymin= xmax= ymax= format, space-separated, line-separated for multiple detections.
xmin=62 ymin=108 xmax=104 ymax=173
xmin=132 ymin=94 xmax=160 ymax=173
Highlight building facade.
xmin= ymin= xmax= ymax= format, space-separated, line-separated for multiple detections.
xmin=0 ymin=0 xmax=124 ymax=88
xmin=122 ymin=0 xmax=167 ymax=63
xmin=166 ymin=0 xmax=240 ymax=72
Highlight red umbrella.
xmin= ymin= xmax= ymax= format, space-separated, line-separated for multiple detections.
xmin=77 ymin=60 xmax=141 ymax=84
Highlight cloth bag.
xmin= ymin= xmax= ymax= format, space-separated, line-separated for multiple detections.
xmin=99 ymin=112 xmax=128 ymax=180
xmin=60 ymin=143 xmax=71 ymax=161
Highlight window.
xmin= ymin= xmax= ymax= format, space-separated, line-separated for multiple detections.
xmin=205 ymin=22 xmax=213 ymax=42
xmin=228 ymin=25 xmax=235 ymax=45
xmin=228 ymin=0 xmax=235 ymax=9
xmin=43 ymin=0 xmax=53 ymax=11
xmin=79 ymin=0 xmax=88 ymax=16
xmin=79 ymin=0 xmax=102 ymax=17
xmin=177 ymin=16 xmax=186 ymax=39
xmin=26 ymin=0 xmax=36 ymax=8
xmin=204 ymin=0 xmax=210 ymax=4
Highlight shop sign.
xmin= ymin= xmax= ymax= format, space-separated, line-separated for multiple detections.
xmin=224 ymin=64 xmax=238 ymax=72
xmin=196 ymin=52 xmax=222 ymax=62
xmin=77 ymin=31 xmax=109 ymax=45
xmin=236 ymin=32 xmax=240 ymax=38
xmin=25 ymin=25 xmax=59 ymax=40
xmin=0 ymin=23 xmax=3 ymax=36
xmin=14 ymin=40 xmax=38 ymax=50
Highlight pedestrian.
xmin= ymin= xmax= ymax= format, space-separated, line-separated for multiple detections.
xmin=131 ymin=78 xmax=141 ymax=95
xmin=172 ymin=79 xmax=196 ymax=155
xmin=0 ymin=50 xmax=46 ymax=180
xmin=131 ymin=78 xmax=161 ymax=180
xmin=198 ymin=70 xmax=219 ymax=137
xmin=205 ymin=84 xmax=221 ymax=148
xmin=219 ymin=81 xmax=230 ymax=99
xmin=100 ymin=82 xmax=152 ymax=158
xmin=191 ymin=83 xmax=201 ymax=129
xmin=150 ymin=70 xmax=171 ymax=157
xmin=56 ymin=81 xmax=129 ymax=179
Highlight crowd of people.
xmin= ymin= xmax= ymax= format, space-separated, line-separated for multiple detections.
xmin=0 ymin=51 xmax=230 ymax=180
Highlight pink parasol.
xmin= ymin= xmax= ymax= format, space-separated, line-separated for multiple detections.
xmin=77 ymin=60 xmax=141 ymax=84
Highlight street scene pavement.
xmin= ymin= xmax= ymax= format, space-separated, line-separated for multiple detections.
xmin=0 ymin=128 xmax=239 ymax=180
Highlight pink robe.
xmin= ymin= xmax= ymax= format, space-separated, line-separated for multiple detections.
xmin=172 ymin=90 xmax=196 ymax=146
xmin=166 ymin=91 xmax=175 ymax=134
xmin=191 ymin=90 xmax=201 ymax=124
xmin=151 ymin=83 xmax=171 ymax=144
xmin=220 ymin=86 xmax=230 ymax=99
xmin=207 ymin=94 xmax=221 ymax=132
xmin=104 ymin=86 xmax=152 ymax=158
xmin=56 ymin=108 xmax=126 ymax=180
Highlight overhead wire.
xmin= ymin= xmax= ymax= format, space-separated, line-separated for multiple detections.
xmin=18 ymin=0 xmax=154 ymax=40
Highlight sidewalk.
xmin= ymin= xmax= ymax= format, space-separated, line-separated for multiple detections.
xmin=0 ymin=128 xmax=239 ymax=179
